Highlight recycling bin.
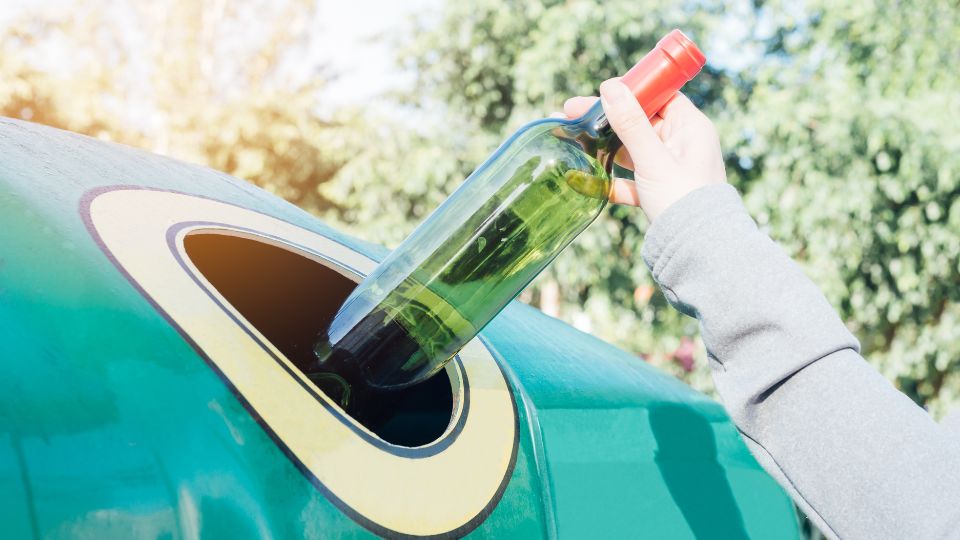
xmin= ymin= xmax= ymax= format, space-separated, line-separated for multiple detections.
xmin=0 ymin=118 xmax=800 ymax=538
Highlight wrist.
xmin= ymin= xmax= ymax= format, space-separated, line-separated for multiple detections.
xmin=641 ymin=183 xmax=744 ymax=278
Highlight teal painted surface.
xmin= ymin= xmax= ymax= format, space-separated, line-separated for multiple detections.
xmin=0 ymin=118 xmax=798 ymax=538
xmin=484 ymin=304 xmax=800 ymax=538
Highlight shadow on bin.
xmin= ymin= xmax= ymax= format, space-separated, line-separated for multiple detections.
xmin=651 ymin=403 xmax=750 ymax=539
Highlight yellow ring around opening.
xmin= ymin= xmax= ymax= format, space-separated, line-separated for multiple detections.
xmin=87 ymin=188 xmax=518 ymax=537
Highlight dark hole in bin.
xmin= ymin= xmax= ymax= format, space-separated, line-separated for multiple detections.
xmin=183 ymin=230 xmax=454 ymax=447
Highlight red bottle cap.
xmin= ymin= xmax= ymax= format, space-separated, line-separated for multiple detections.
xmin=620 ymin=29 xmax=706 ymax=118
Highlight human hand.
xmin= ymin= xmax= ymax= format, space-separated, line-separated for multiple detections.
xmin=563 ymin=78 xmax=727 ymax=221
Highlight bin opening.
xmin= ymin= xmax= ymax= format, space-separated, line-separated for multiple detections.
xmin=182 ymin=230 xmax=454 ymax=448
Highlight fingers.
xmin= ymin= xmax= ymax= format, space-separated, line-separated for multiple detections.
xmin=662 ymin=92 xmax=706 ymax=116
xmin=658 ymin=92 xmax=694 ymax=117
xmin=614 ymin=147 xmax=634 ymax=170
xmin=649 ymin=113 xmax=666 ymax=139
xmin=599 ymin=78 xmax=671 ymax=176
xmin=564 ymin=92 xmax=692 ymax=121
xmin=563 ymin=96 xmax=598 ymax=119
xmin=608 ymin=177 xmax=641 ymax=206
xmin=659 ymin=92 xmax=711 ymax=130
xmin=608 ymin=113 xmax=662 ymax=170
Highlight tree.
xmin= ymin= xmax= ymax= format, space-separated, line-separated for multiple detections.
xmin=5 ymin=0 xmax=958 ymax=417
xmin=723 ymin=0 xmax=960 ymax=415
xmin=0 ymin=0 xmax=346 ymax=214
xmin=324 ymin=0 xmax=960 ymax=414
xmin=323 ymin=0 xmax=736 ymax=389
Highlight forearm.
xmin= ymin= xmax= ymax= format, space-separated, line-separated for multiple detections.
xmin=641 ymin=184 xmax=960 ymax=539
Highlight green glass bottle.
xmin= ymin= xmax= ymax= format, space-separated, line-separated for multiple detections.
xmin=311 ymin=30 xmax=706 ymax=418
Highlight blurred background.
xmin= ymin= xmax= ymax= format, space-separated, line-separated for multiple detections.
xmin=2 ymin=0 xmax=958 ymax=418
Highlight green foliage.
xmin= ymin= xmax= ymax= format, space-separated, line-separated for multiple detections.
xmin=325 ymin=0 xmax=960 ymax=410
xmin=0 ymin=0 xmax=345 ymax=214
xmin=725 ymin=0 xmax=960 ymax=414
xmin=325 ymin=0 xmax=732 ymax=390
xmin=3 ymin=0 xmax=958 ymax=414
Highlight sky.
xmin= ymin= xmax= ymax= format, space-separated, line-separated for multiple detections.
xmin=309 ymin=0 xmax=439 ymax=112
xmin=0 ymin=0 xmax=754 ymax=126
xmin=0 ymin=0 xmax=438 ymax=111
xmin=303 ymin=0 xmax=757 ymax=109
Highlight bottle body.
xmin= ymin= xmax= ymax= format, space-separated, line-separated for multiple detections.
xmin=311 ymin=112 xmax=614 ymax=409
xmin=309 ymin=29 xmax=707 ymax=417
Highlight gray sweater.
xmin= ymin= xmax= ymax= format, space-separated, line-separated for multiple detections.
xmin=640 ymin=184 xmax=960 ymax=539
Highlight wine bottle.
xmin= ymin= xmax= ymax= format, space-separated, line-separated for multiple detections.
xmin=310 ymin=30 xmax=706 ymax=417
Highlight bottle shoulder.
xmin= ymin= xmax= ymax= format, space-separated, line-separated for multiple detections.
xmin=493 ymin=118 xmax=602 ymax=166
xmin=508 ymin=116 xmax=594 ymax=141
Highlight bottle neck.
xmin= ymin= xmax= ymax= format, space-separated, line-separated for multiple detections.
xmin=571 ymin=100 xmax=620 ymax=177
xmin=579 ymin=100 xmax=611 ymax=136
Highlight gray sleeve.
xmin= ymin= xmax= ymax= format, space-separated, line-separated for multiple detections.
xmin=640 ymin=184 xmax=960 ymax=540
xmin=940 ymin=409 xmax=960 ymax=442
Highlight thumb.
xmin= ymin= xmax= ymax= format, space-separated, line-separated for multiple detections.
xmin=599 ymin=78 xmax=672 ymax=180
